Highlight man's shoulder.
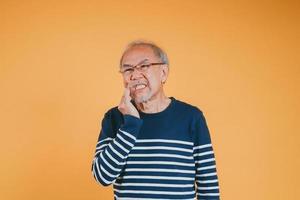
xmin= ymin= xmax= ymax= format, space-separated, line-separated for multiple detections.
xmin=96 ymin=106 xmax=123 ymax=137
xmin=102 ymin=106 xmax=123 ymax=121
xmin=99 ymin=106 xmax=124 ymax=133
xmin=173 ymin=97 xmax=203 ymax=115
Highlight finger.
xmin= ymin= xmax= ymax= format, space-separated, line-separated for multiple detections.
xmin=124 ymin=87 xmax=131 ymax=102
xmin=123 ymin=81 xmax=134 ymax=103
xmin=122 ymin=83 xmax=129 ymax=97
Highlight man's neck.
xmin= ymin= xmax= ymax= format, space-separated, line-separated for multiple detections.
xmin=135 ymin=92 xmax=171 ymax=114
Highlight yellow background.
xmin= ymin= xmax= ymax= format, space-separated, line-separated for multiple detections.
xmin=1 ymin=0 xmax=299 ymax=199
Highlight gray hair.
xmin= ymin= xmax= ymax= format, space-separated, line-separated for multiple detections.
xmin=119 ymin=40 xmax=169 ymax=67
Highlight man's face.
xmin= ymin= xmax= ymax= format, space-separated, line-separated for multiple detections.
xmin=120 ymin=46 xmax=168 ymax=103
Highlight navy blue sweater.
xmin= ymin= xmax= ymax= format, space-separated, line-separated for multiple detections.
xmin=91 ymin=97 xmax=220 ymax=199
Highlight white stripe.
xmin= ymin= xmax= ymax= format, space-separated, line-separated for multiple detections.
xmin=94 ymin=149 xmax=102 ymax=156
xmin=132 ymin=146 xmax=192 ymax=153
xmin=114 ymin=140 xmax=130 ymax=154
xmin=95 ymin=158 xmax=110 ymax=185
xmin=100 ymin=152 xmax=120 ymax=172
xmin=125 ymin=168 xmax=195 ymax=174
xmin=193 ymin=143 xmax=212 ymax=150
xmin=114 ymin=189 xmax=195 ymax=195
xmin=96 ymin=143 xmax=108 ymax=150
xmin=196 ymin=172 xmax=217 ymax=177
xmin=197 ymin=165 xmax=216 ymax=171
xmin=97 ymin=137 xmax=113 ymax=144
xmin=195 ymin=158 xmax=215 ymax=164
xmin=198 ymin=192 xmax=220 ymax=196
xmin=106 ymin=149 xmax=125 ymax=166
xmin=119 ymin=129 xmax=136 ymax=140
xmin=128 ymin=153 xmax=193 ymax=160
xmin=126 ymin=160 xmax=195 ymax=167
xmin=198 ymin=186 xmax=219 ymax=190
xmin=117 ymin=134 xmax=134 ymax=148
xmin=136 ymin=139 xmax=193 ymax=146
xmin=113 ymin=182 xmax=194 ymax=188
xmin=117 ymin=175 xmax=194 ymax=181
xmin=196 ymin=179 xmax=218 ymax=184
xmin=114 ymin=195 xmax=196 ymax=200
xmin=108 ymin=143 xmax=125 ymax=159
xmin=193 ymin=150 xmax=214 ymax=157
xmin=100 ymin=162 xmax=115 ymax=178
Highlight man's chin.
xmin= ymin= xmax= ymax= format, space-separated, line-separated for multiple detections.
xmin=133 ymin=94 xmax=151 ymax=104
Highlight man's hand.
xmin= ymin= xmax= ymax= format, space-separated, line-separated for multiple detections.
xmin=118 ymin=82 xmax=140 ymax=118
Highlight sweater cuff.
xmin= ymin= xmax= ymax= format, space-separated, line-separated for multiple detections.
xmin=121 ymin=114 xmax=143 ymax=138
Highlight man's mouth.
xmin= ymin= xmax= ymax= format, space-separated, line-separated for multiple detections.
xmin=135 ymin=84 xmax=146 ymax=90
xmin=132 ymin=83 xmax=148 ymax=92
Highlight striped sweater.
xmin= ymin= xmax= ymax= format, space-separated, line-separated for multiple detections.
xmin=91 ymin=97 xmax=220 ymax=199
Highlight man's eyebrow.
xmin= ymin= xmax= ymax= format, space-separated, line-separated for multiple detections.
xmin=122 ymin=58 xmax=149 ymax=68
xmin=122 ymin=64 xmax=133 ymax=68
xmin=137 ymin=58 xmax=149 ymax=65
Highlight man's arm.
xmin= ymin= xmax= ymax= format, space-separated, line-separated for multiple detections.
xmin=192 ymin=109 xmax=220 ymax=199
xmin=91 ymin=111 xmax=143 ymax=186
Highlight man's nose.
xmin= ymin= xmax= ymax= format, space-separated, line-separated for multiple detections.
xmin=130 ymin=68 xmax=143 ymax=80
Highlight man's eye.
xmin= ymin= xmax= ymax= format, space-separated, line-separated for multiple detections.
xmin=124 ymin=68 xmax=134 ymax=73
xmin=140 ymin=64 xmax=150 ymax=69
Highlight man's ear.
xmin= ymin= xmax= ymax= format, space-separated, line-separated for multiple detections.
xmin=161 ymin=65 xmax=169 ymax=83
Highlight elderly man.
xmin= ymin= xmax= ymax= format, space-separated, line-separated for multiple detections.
xmin=91 ymin=41 xmax=220 ymax=200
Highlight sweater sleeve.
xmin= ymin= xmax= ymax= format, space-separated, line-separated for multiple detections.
xmin=91 ymin=111 xmax=143 ymax=186
xmin=192 ymin=109 xmax=220 ymax=199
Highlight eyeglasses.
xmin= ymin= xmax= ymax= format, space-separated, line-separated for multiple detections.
xmin=119 ymin=62 xmax=165 ymax=76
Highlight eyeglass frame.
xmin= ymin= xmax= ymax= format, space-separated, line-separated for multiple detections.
xmin=119 ymin=62 xmax=166 ymax=76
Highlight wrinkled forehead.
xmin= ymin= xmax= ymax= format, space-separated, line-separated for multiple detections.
xmin=121 ymin=45 xmax=160 ymax=65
